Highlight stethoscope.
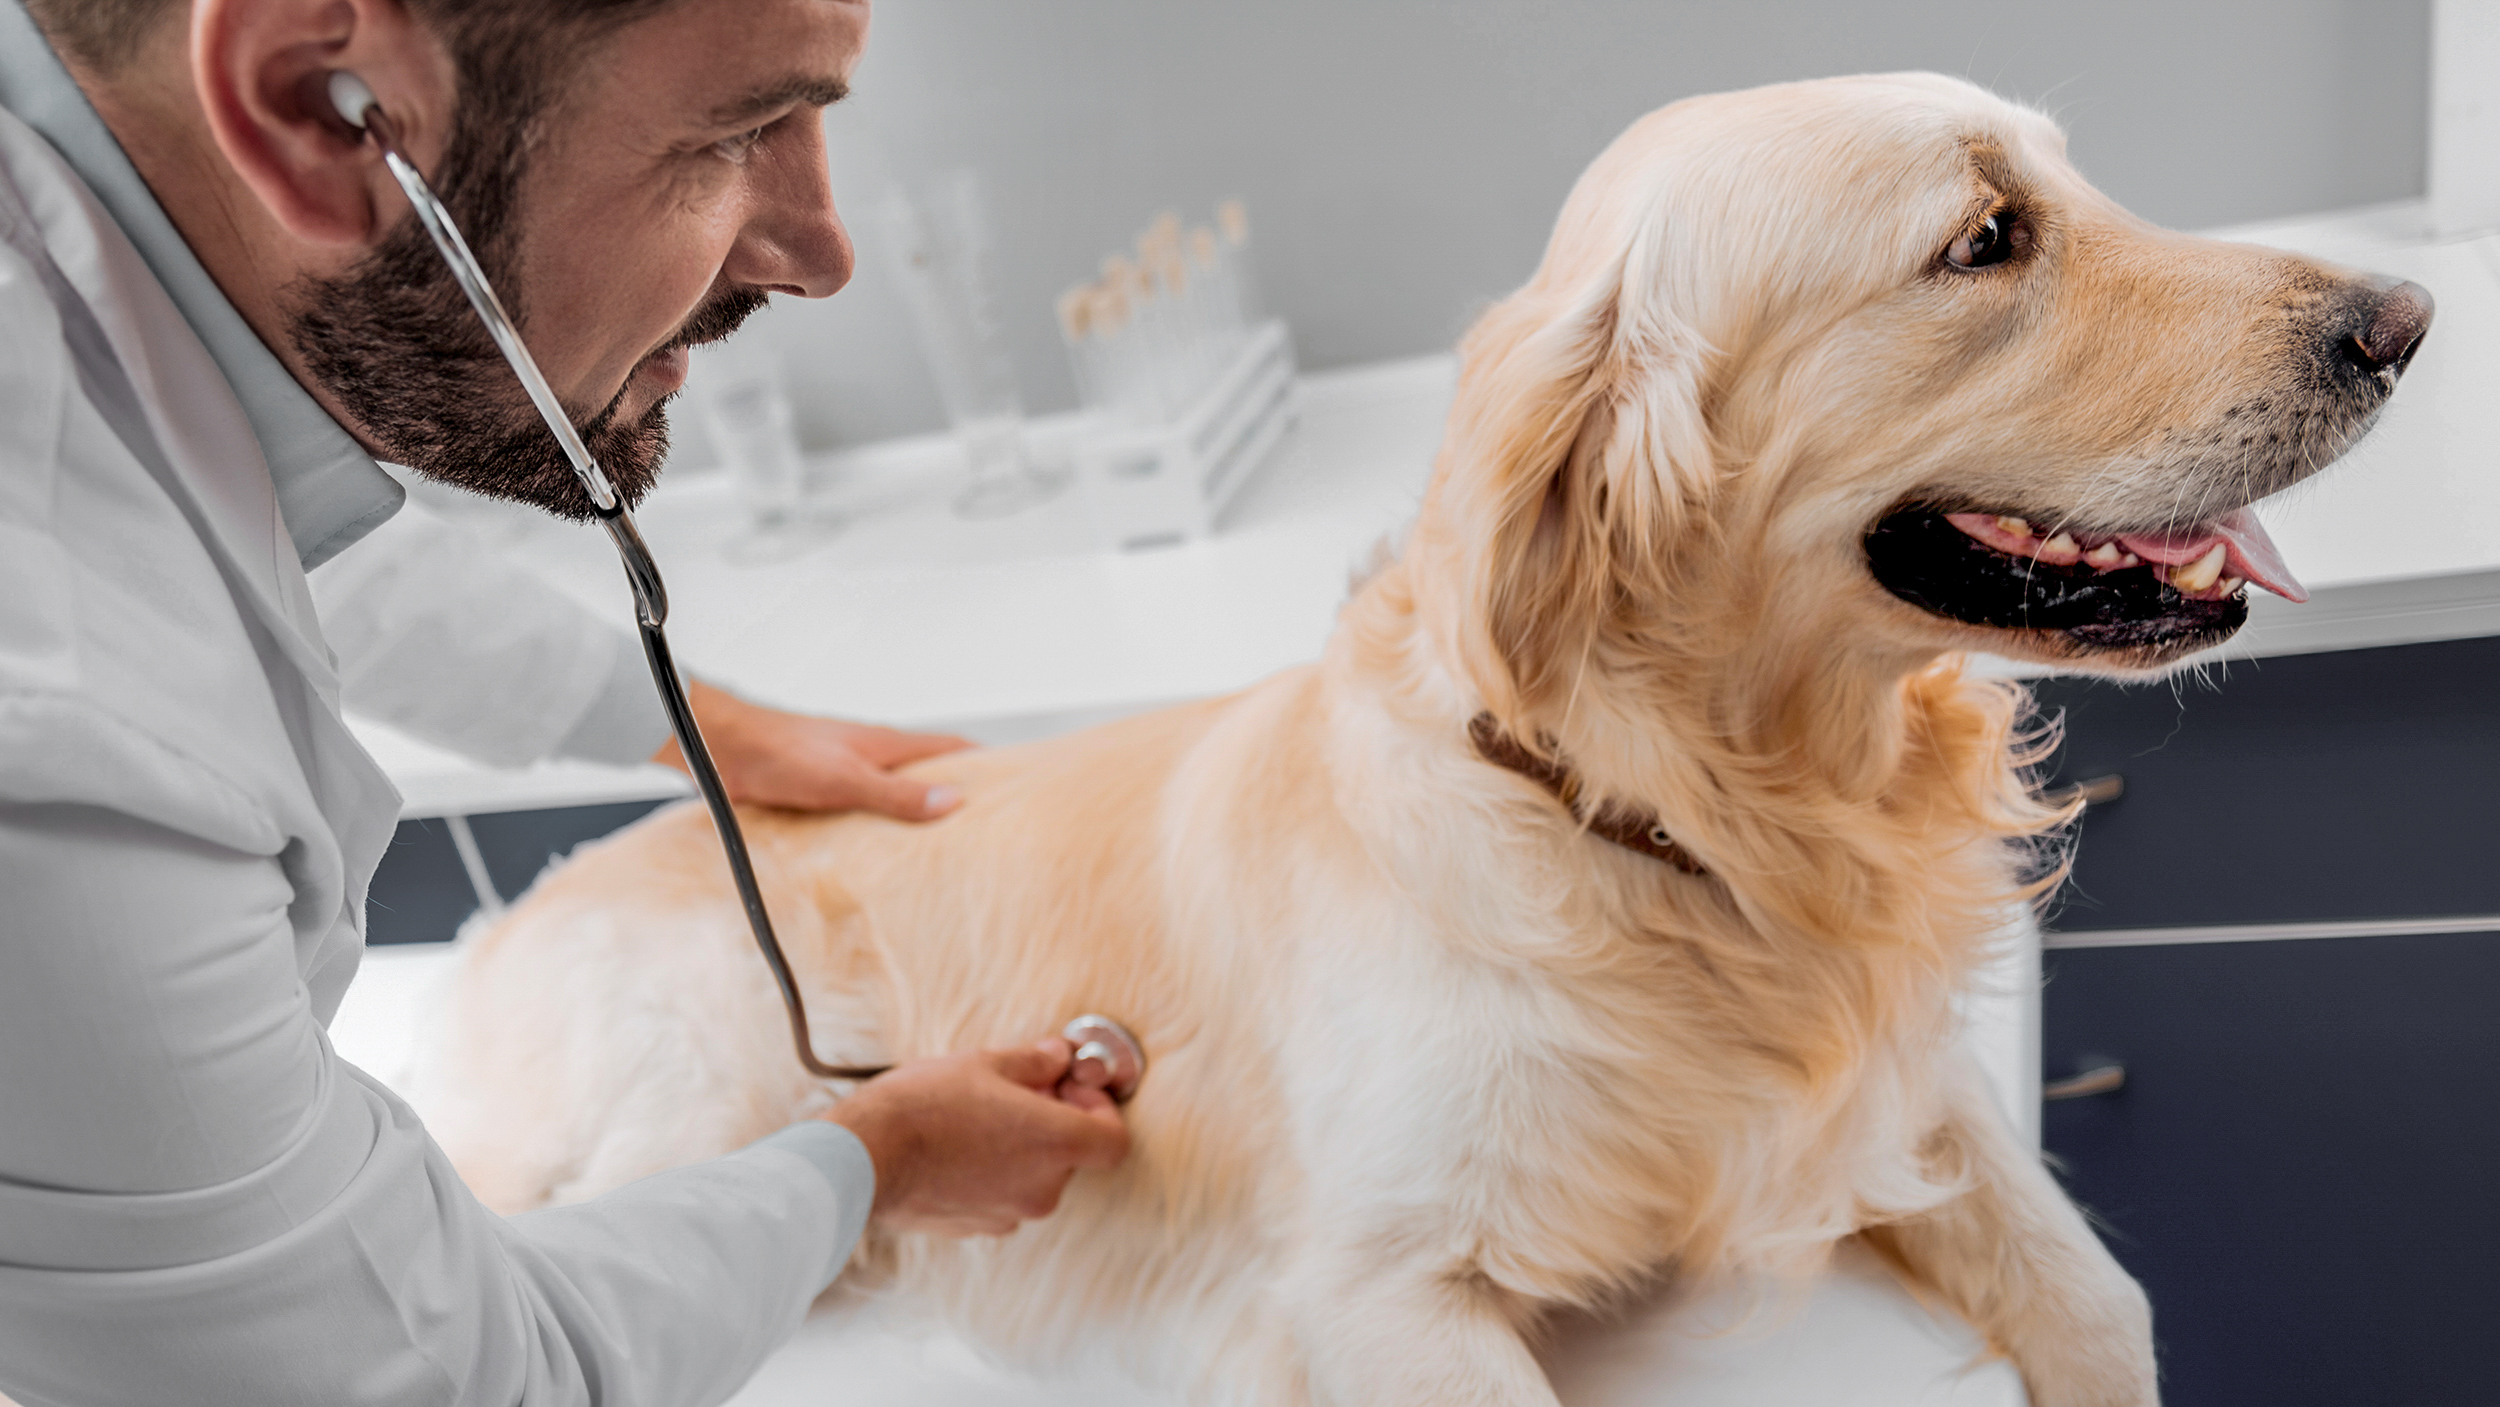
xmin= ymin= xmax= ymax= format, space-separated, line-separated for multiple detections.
xmin=326 ymin=73 xmax=1145 ymax=1103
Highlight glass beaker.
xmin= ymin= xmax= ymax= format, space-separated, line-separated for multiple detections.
xmin=879 ymin=171 xmax=1067 ymax=519
xmin=699 ymin=353 xmax=834 ymax=563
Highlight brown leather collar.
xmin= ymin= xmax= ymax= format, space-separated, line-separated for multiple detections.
xmin=1468 ymin=714 xmax=1707 ymax=875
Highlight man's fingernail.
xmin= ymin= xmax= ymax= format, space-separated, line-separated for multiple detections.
xmin=924 ymin=785 xmax=962 ymax=814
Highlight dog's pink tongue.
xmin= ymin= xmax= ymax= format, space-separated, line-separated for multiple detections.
xmin=2115 ymin=508 xmax=2308 ymax=603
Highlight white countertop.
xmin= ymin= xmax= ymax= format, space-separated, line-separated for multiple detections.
xmin=357 ymin=200 xmax=2500 ymax=818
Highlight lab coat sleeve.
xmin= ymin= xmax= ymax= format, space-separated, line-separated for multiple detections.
xmin=0 ymin=801 xmax=873 ymax=1407
xmin=308 ymin=495 xmax=675 ymax=769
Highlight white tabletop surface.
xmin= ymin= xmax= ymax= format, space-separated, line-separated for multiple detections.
xmin=332 ymin=944 xmax=2027 ymax=1407
xmin=719 ymin=1242 xmax=2024 ymax=1407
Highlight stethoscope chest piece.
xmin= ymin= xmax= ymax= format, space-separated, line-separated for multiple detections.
xmin=1062 ymin=1014 xmax=1146 ymax=1103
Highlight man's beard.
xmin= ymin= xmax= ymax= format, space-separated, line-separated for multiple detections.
xmin=285 ymin=138 xmax=767 ymax=520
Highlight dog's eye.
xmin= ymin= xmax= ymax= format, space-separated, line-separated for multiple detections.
xmin=1945 ymin=212 xmax=2022 ymax=270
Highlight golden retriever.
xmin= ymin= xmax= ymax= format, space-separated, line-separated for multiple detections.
xmin=417 ymin=72 xmax=2430 ymax=1406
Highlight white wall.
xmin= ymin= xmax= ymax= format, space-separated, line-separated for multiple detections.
xmin=2432 ymin=0 xmax=2500 ymax=235
xmin=713 ymin=0 xmax=2431 ymax=454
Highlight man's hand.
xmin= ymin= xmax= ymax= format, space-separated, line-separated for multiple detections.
xmin=825 ymin=1039 xmax=1133 ymax=1237
xmin=653 ymin=680 xmax=972 ymax=819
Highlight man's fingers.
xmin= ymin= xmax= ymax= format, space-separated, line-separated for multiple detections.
xmin=849 ymin=725 xmax=976 ymax=769
xmin=1055 ymin=1081 xmax=1115 ymax=1114
xmin=1025 ymin=1067 xmax=1131 ymax=1168
xmin=991 ymin=1041 xmax=1128 ymax=1165
xmin=1016 ymin=1179 xmax=1069 ymax=1220
xmin=884 ymin=730 xmax=976 ymax=767
xmin=1062 ymin=1099 xmax=1132 ymax=1168
xmin=836 ymin=763 xmax=963 ymax=822
xmin=1007 ymin=1041 xmax=1131 ymax=1169
xmin=993 ymin=1038 xmax=1072 ymax=1090
xmin=919 ymin=1214 xmax=1020 ymax=1238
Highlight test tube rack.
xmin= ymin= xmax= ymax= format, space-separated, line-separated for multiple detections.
xmin=1067 ymin=318 xmax=1298 ymax=551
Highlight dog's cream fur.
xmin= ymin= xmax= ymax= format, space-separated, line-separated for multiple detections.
xmin=421 ymin=74 xmax=2403 ymax=1406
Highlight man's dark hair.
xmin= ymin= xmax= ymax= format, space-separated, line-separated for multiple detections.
xmin=29 ymin=0 xmax=675 ymax=237
xmin=21 ymin=0 xmax=165 ymax=75
xmin=29 ymin=2 xmax=670 ymax=82
xmin=31 ymin=0 xmax=736 ymax=519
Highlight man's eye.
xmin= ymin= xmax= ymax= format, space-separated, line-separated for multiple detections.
xmin=1945 ymin=212 xmax=2024 ymax=270
xmin=714 ymin=126 xmax=768 ymax=162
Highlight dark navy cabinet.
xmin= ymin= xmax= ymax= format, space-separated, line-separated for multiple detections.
xmin=366 ymin=798 xmax=673 ymax=945
xmin=2038 ymin=636 xmax=2500 ymax=934
xmin=364 ymin=816 xmax=491 ymax=946
xmin=2042 ymin=933 xmax=2500 ymax=1405
xmin=2034 ymin=635 xmax=2500 ymax=1405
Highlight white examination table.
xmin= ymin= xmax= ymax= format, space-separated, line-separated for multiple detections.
xmin=334 ymin=943 xmax=2032 ymax=1407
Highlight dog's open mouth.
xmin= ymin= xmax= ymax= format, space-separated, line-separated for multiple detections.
xmin=1864 ymin=505 xmax=2308 ymax=653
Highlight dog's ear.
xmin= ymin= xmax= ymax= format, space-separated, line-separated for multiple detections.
xmin=1434 ymin=221 xmax=1714 ymax=729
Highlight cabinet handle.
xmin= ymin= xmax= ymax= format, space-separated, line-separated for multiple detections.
xmin=2046 ymin=774 xmax=2125 ymax=809
xmin=2043 ymin=1063 xmax=2126 ymax=1101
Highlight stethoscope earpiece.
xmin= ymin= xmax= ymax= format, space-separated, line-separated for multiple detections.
xmin=327 ymin=71 xmax=377 ymax=131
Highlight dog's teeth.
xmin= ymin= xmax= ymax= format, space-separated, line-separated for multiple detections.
xmin=2222 ymin=576 xmax=2246 ymax=596
xmin=2172 ymin=543 xmax=2227 ymax=594
xmin=1994 ymin=515 xmax=2032 ymax=538
xmin=2084 ymin=542 xmax=2125 ymax=568
xmin=2041 ymin=531 xmax=2081 ymax=562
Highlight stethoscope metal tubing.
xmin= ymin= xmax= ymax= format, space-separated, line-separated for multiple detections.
xmin=610 ymin=534 xmax=888 ymax=1081
xmin=343 ymin=85 xmax=886 ymax=1082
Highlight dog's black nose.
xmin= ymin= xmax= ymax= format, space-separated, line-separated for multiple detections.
xmin=2346 ymin=279 xmax=2434 ymax=380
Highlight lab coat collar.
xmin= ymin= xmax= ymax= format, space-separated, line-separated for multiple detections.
xmin=0 ymin=100 xmax=405 ymax=967
xmin=0 ymin=108 xmax=341 ymax=698
xmin=0 ymin=0 xmax=402 ymax=570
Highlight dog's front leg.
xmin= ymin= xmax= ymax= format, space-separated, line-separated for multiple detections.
xmin=1282 ymin=1243 xmax=1559 ymax=1407
xmin=1863 ymin=1060 xmax=2157 ymax=1407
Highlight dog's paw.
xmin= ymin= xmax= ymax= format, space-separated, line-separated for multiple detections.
xmin=2017 ymin=1278 xmax=2159 ymax=1407
xmin=2028 ymin=1367 xmax=2159 ymax=1407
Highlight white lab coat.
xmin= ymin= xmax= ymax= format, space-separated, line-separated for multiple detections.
xmin=0 ymin=11 xmax=871 ymax=1406
xmin=310 ymin=491 xmax=674 ymax=770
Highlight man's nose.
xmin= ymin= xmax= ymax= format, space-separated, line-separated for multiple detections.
xmin=730 ymin=121 xmax=852 ymax=299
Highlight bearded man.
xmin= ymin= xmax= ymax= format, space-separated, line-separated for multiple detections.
xmin=0 ymin=2 xmax=1129 ymax=1403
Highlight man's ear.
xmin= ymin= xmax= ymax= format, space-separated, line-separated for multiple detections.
xmin=189 ymin=0 xmax=453 ymax=247
xmin=1438 ymin=225 xmax=1713 ymax=729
